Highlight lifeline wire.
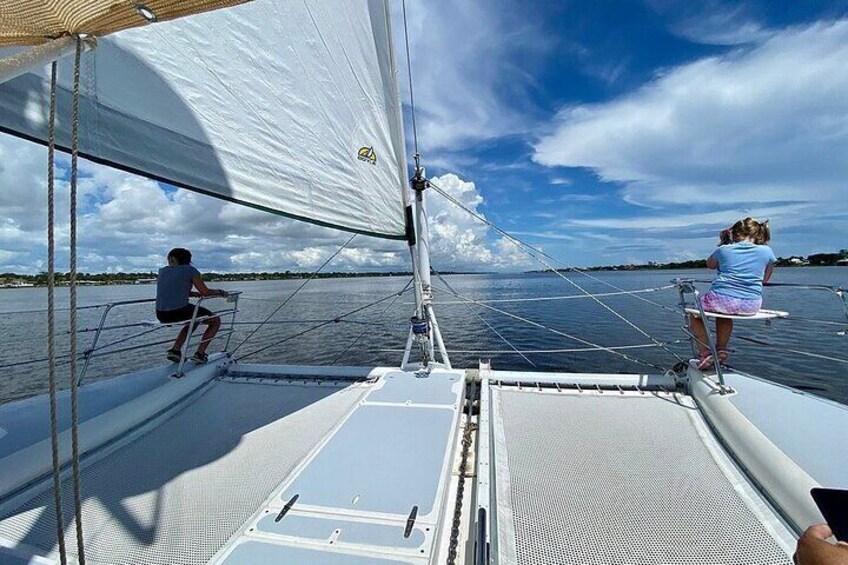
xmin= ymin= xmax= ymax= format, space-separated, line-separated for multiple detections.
xmin=433 ymin=269 xmax=536 ymax=368
xmin=331 ymin=278 xmax=414 ymax=365
xmin=428 ymin=180 xmax=685 ymax=366
xmin=235 ymin=285 xmax=415 ymax=362
xmin=432 ymin=285 xmax=677 ymax=305
xmin=69 ymin=37 xmax=87 ymax=564
xmin=230 ymin=234 xmax=356 ymax=354
xmin=429 ymin=180 xmax=680 ymax=315
xmin=46 ymin=58 xmax=68 ymax=565
xmin=431 ymin=282 xmax=667 ymax=371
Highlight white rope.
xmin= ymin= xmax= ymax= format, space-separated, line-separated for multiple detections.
xmin=433 ymin=270 xmax=536 ymax=368
xmin=46 ymin=58 xmax=68 ymax=565
xmin=229 ymin=234 xmax=356 ymax=355
xmin=375 ymin=342 xmax=682 ymax=355
xmin=69 ymin=37 xmax=87 ymax=565
xmin=431 ymin=285 xmax=677 ymax=305
xmin=331 ymin=278 xmax=414 ymax=364
xmin=431 ymin=282 xmax=668 ymax=371
xmin=429 ymin=180 xmax=680 ymax=314
xmin=235 ymin=285 xmax=414 ymax=362
xmin=735 ymin=335 xmax=848 ymax=365
xmin=428 ymin=180 xmax=685 ymax=366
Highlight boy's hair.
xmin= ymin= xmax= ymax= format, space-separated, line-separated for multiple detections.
xmin=731 ymin=218 xmax=770 ymax=245
xmin=167 ymin=248 xmax=192 ymax=265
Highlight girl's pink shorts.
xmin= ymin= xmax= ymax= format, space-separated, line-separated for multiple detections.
xmin=701 ymin=290 xmax=761 ymax=316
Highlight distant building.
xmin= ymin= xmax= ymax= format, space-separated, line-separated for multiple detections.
xmin=837 ymin=258 xmax=848 ymax=266
xmin=788 ymin=256 xmax=809 ymax=266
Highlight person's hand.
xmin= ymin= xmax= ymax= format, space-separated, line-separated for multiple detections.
xmin=794 ymin=524 xmax=848 ymax=565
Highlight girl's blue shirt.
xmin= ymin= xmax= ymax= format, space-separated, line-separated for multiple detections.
xmin=709 ymin=242 xmax=776 ymax=300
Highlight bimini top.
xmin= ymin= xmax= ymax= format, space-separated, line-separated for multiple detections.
xmin=0 ymin=0 xmax=250 ymax=46
xmin=0 ymin=0 xmax=410 ymax=239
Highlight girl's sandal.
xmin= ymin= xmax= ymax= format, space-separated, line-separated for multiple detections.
xmin=191 ymin=351 xmax=208 ymax=364
xmin=716 ymin=347 xmax=732 ymax=367
xmin=697 ymin=350 xmax=715 ymax=371
xmin=166 ymin=349 xmax=181 ymax=363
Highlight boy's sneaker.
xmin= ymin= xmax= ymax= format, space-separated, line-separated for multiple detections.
xmin=166 ymin=349 xmax=182 ymax=363
xmin=191 ymin=351 xmax=208 ymax=364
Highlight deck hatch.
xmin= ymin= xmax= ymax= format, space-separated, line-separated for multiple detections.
xmin=279 ymin=404 xmax=454 ymax=516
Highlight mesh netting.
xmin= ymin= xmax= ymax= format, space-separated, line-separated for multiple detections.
xmin=495 ymin=389 xmax=794 ymax=565
xmin=0 ymin=380 xmax=364 ymax=565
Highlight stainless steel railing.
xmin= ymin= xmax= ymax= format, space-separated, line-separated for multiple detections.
xmin=674 ymin=278 xmax=848 ymax=392
xmin=77 ymin=292 xmax=241 ymax=384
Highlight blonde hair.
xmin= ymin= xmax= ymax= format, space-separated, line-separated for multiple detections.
xmin=731 ymin=217 xmax=770 ymax=244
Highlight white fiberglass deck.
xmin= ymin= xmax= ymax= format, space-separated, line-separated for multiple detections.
xmin=0 ymin=367 xmax=464 ymax=565
xmin=0 ymin=378 xmax=367 ymax=565
xmin=485 ymin=385 xmax=796 ymax=565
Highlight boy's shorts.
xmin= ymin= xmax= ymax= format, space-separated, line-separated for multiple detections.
xmin=156 ymin=304 xmax=215 ymax=330
xmin=700 ymin=290 xmax=761 ymax=316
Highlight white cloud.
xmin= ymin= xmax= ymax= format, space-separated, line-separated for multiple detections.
xmin=0 ymin=136 xmax=531 ymax=273
xmin=392 ymin=0 xmax=547 ymax=151
xmin=533 ymin=19 xmax=848 ymax=254
xmin=427 ymin=173 xmax=534 ymax=270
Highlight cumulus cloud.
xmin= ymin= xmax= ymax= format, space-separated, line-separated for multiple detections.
xmin=427 ymin=173 xmax=534 ymax=270
xmin=533 ymin=19 xmax=848 ymax=253
xmin=0 ymin=136 xmax=530 ymax=273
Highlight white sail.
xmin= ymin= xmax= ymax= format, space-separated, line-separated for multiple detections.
xmin=0 ymin=0 xmax=410 ymax=239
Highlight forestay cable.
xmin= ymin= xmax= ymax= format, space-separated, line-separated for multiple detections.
xmin=400 ymin=0 xmax=419 ymax=155
xmin=230 ymin=234 xmax=356 ymax=355
xmin=433 ymin=269 xmax=536 ymax=368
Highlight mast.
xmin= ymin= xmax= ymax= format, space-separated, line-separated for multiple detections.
xmin=403 ymin=156 xmax=451 ymax=370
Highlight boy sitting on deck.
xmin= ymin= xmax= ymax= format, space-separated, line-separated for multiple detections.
xmin=156 ymin=248 xmax=228 ymax=364
xmin=690 ymin=218 xmax=776 ymax=370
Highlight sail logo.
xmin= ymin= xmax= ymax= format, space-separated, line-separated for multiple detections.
xmin=358 ymin=146 xmax=377 ymax=165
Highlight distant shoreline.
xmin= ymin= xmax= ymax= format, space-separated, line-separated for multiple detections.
xmin=0 ymin=270 xmax=483 ymax=289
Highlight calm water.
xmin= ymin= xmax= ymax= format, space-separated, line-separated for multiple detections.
xmin=1 ymin=268 xmax=846 ymax=405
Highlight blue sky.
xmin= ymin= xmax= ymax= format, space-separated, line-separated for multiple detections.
xmin=2 ymin=0 xmax=848 ymax=273
xmin=403 ymin=0 xmax=848 ymax=267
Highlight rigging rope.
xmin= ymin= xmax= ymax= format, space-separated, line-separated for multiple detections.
xmin=376 ymin=342 xmax=683 ymax=355
xmin=69 ymin=37 xmax=87 ymax=565
xmin=433 ymin=269 xmax=536 ymax=368
xmin=235 ymin=285 xmax=414 ymax=362
xmin=734 ymin=335 xmax=848 ymax=365
xmin=431 ymin=282 xmax=668 ymax=371
xmin=46 ymin=58 xmax=68 ymax=565
xmin=430 ymin=284 xmax=678 ymax=305
xmin=430 ymin=180 xmax=680 ymax=313
xmin=331 ymin=278 xmax=414 ymax=364
xmin=428 ymin=179 xmax=684 ymax=364
xmin=229 ymin=234 xmax=356 ymax=355
xmin=400 ymin=0 xmax=419 ymax=156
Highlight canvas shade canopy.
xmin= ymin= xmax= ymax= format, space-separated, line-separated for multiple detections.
xmin=0 ymin=0 xmax=251 ymax=46
xmin=0 ymin=0 xmax=410 ymax=239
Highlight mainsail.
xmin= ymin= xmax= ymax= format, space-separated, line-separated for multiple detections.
xmin=0 ymin=0 xmax=410 ymax=239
